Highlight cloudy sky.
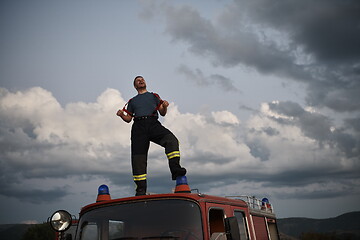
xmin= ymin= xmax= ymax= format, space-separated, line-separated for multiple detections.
xmin=1 ymin=0 xmax=359 ymax=224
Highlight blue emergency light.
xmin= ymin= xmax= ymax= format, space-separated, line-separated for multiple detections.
xmin=174 ymin=176 xmax=191 ymax=193
xmin=176 ymin=176 xmax=188 ymax=186
xmin=96 ymin=184 xmax=111 ymax=202
xmin=98 ymin=184 xmax=110 ymax=195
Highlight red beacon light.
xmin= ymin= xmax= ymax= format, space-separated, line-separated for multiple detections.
xmin=96 ymin=184 xmax=111 ymax=202
xmin=174 ymin=176 xmax=191 ymax=193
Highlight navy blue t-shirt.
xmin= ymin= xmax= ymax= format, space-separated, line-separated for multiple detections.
xmin=127 ymin=92 xmax=161 ymax=117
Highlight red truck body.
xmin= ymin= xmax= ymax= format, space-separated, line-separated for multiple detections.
xmin=52 ymin=190 xmax=279 ymax=240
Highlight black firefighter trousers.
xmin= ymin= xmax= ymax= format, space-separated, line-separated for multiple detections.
xmin=131 ymin=118 xmax=186 ymax=195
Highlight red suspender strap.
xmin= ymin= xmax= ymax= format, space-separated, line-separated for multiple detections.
xmin=122 ymin=99 xmax=133 ymax=116
xmin=153 ymin=93 xmax=164 ymax=111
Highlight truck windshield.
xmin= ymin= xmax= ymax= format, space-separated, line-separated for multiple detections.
xmin=76 ymin=199 xmax=203 ymax=240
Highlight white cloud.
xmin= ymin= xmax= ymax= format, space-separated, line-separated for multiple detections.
xmin=0 ymin=87 xmax=132 ymax=182
xmin=164 ymin=105 xmax=253 ymax=169
xmin=211 ymin=110 xmax=240 ymax=125
xmin=0 ymin=87 xmax=359 ymax=218
xmin=246 ymin=102 xmax=353 ymax=172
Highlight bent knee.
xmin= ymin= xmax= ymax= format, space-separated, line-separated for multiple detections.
xmin=160 ymin=133 xmax=179 ymax=149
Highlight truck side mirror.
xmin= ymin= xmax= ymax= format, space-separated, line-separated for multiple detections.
xmin=224 ymin=216 xmax=240 ymax=240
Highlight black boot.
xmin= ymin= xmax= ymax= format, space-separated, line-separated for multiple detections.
xmin=135 ymin=180 xmax=147 ymax=196
xmin=169 ymin=158 xmax=187 ymax=180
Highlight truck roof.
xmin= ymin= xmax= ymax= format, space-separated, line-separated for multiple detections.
xmin=80 ymin=192 xmax=249 ymax=215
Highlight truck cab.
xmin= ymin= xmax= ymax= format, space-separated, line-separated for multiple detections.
xmin=50 ymin=185 xmax=279 ymax=240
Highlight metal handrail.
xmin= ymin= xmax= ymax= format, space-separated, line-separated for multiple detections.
xmin=225 ymin=195 xmax=274 ymax=213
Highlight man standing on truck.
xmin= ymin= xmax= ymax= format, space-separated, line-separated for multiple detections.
xmin=117 ymin=76 xmax=187 ymax=196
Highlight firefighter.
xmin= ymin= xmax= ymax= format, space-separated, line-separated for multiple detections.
xmin=117 ymin=76 xmax=187 ymax=196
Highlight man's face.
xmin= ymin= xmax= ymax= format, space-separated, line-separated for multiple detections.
xmin=134 ymin=77 xmax=146 ymax=89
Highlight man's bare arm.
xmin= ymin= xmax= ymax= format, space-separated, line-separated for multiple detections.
xmin=116 ymin=109 xmax=133 ymax=123
xmin=158 ymin=100 xmax=169 ymax=116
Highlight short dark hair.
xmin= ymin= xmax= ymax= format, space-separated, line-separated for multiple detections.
xmin=133 ymin=76 xmax=143 ymax=86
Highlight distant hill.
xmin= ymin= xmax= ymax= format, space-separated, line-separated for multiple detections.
xmin=0 ymin=223 xmax=54 ymax=240
xmin=278 ymin=211 xmax=360 ymax=239
xmin=0 ymin=224 xmax=32 ymax=240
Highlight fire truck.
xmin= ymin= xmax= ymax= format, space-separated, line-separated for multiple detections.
xmin=49 ymin=177 xmax=279 ymax=240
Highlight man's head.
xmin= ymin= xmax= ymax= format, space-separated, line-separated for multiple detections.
xmin=133 ymin=76 xmax=147 ymax=90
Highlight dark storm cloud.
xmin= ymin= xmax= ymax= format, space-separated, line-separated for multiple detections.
xmin=247 ymin=141 xmax=270 ymax=161
xmin=262 ymin=127 xmax=279 ymax=137
xmin=233 ymin=0 xmax=360 ymax=112
xmin=0 ymin=181 xmax=68 ymax=204
xmin=191 ymin=163 xmax=360 ymax=200
xmin=331 ymin=129 xmax=359 ymax=158
xmin=0 ymin=127 xmax=70 ymax=203
xmin=211 ymin=74 xmax=239 ymax=92
xmin=281 ymin=190 xmax=348 ymax=200
xmin=260 ymin=169 xmax=357 ymax=188
xmin=177 ymin=64 xmax=240 ymax=92
xmin=166 ymin=5 xmax=310 ymax=81
xmin=268 ymin=101 xmax=332 ymax=142
xmin=345 ymin=117 xmax=360 ymax=132
xmin=162 ymin=0 xmax=360 ymax=112
xmin=240 ymin=0 xmax=360 ymax=62
xmin=268 ymin=101 xmax=360 ymax=158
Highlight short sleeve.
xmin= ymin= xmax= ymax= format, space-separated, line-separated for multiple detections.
xmin=126 ymin=100 xmax=134 ymax=116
